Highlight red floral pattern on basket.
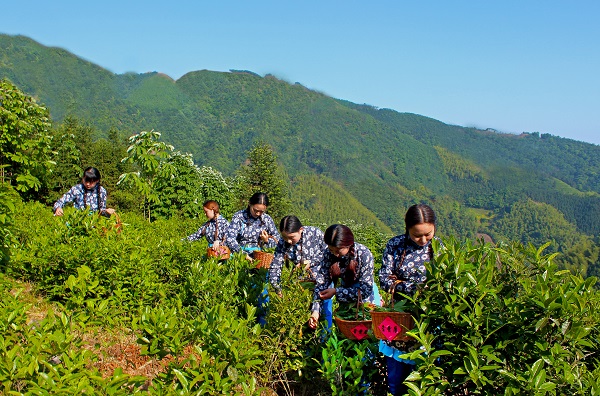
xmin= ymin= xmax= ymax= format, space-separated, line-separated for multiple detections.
xmin=334 ymin=290 xmax=372 ymax=341
xmin=207 ymin=245 xmax=231 ymax=260
xmin=371 ymin=280 xmax=415 ymax=341
xmin=377 ymin=316 xmax=403 ymax=340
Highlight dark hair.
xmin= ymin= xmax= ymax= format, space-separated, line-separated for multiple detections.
xmin=405 ymin=203 xmax=436 ymax=233
xmin=324 ymin=224 xmax=358 ymax=285
xmin=245 ymin=192 xmax=269 ymax=225
xmin=398 ymin=204 xmax=436 ymax=268
xmin=324 ymin=224 xmax=354 ymax=248
xmin=203 ymin=200 xmax=220 ymax=215
xmin=280 ymin=215 xmax=303 ymax=233
xmin=82 ymin=167 xmax=101 ymax=182
xmin=248 ymin=192 xmax=269 ymax=206
xmin=81 ymin=167 xmax=102 ymax=209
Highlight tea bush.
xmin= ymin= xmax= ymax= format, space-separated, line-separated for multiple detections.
xmin=0 ymin=273 xmax=147 ymax=394
xmin=403 ymin=239 xmax=600 ymax=395
xmin=2 ymin=201 xmax=600 ymax=394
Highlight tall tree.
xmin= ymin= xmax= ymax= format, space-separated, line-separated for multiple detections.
xmin=0 ymin=79 xmax=54 ymax=196
xmin=237 ymin=142 xmax=290 ymax=221
xmin=118 ymin=130 xmax=176 ymax=221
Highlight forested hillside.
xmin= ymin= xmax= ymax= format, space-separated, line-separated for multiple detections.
xmin=1 ymin=33 xmax=599 ymax=277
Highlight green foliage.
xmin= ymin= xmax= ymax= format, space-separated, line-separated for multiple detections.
xmin=490 ymin=198 xmax=583 ymax=253
xmin=118 ymin=130 xmax=176 ymax=220
xmin=260 ymin=266 xmax=324 ymax=390
xmin=403 ymin=239 xmax=600 ymax=394
xmin=0 ymin=183 xmax=18 ymax=264
xmin=335 ymin=301 xmax=373 ymax=321
xmin=151 ymin=151 xmax=204 ymax=219
xmin=0 ymin=78 xmax=54 ymax=194
xmin=559 ymin=236 xmax=600 ymax=281
xmin=237 ymin=142 xmax=291 ymax=220
xmin=319 ymin=330 xmax=378 ymax=395
xmin=290 ymin=173 xmax=392 ymax=232
xmin=434 ymin=146 xmax=487 ymax=183
xmin=0 ymin=274 xmax=147 ymax=394
xmin=3 ymin=202 xmax=600 ymax=393
xmin=196 ymin=165 xmax=238 ymax=218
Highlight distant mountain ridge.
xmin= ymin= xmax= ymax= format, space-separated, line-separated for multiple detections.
xmin=2 ymin=33 xmax=599 ymax=246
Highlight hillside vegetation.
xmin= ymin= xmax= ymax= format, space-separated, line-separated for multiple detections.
xmin=1 ymin=33 xmax=599 ymax=277
xmin=0 ymin=203 xmax=598 ymax=394
xmin=1 ymin=33 xmax=600 ymax=395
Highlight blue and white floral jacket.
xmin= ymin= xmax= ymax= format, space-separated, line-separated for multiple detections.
xmin=268 ymin=226 xmax=326 ymax=292
xmin=226 ymin=208 xmax=279 ymax=253
xmin=311 ymin=242 xmax=375 ymax=314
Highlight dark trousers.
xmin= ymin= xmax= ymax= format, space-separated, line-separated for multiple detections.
xmin=387 ymin=357 xmax=413 ymax=395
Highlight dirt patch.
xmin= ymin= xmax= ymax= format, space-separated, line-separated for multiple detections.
xmin=81 ymin=330 xmax=198 ymax=383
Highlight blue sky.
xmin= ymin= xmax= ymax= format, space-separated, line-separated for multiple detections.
xmin=3 ymin=1 xmax=599 ymax=144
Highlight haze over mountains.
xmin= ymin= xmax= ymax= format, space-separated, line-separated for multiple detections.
xmin=1 ymin=33 xmax=599 ymax=276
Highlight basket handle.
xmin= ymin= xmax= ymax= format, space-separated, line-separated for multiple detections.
xmin=355 ymin=289 xmax=364 ymax=320
xmin=388 ymin=280 xmax=403 ymax=308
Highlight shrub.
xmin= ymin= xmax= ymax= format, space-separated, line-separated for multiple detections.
xmin=404 ymin=239 xmax=600 ymax=395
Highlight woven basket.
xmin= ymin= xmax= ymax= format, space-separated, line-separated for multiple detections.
xmin=253 ymin=235 xmax=277 ymax=268
xmin=371 ymin=281 xmax=415 ymax=341
xmin=253 ymin=251 xmax=274 ymax=269
xmin=207 ymin=245 xmax=231 ymax=260
xmin=297 ymin=267 xmax=316 ymax=290
xmin=335 ymin=317 xmax=372 ymax=341
xmin=371 ymin=311 xmax=414 ymax=341
xmin=334 ymin=290 xmax=372 ymax=341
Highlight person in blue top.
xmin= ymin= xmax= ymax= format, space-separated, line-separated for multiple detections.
xmin=53 ymin=167 xmax=115 ymax=217
xmin=186 ymin=200 xmax=230 ymax=247
xmin=226 ymin=192 xmax=280 ymax=325
xmin=268 ymin=215 xmax=333 ymax=327
xmin=379 ymin=203 xmax=440 ymax=396
xmin=226 ymin=192 xmax=280 ymax=260
xmin=308 ymin=224 xmax=378 ymax=330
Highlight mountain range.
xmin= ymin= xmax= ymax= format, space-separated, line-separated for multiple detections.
xmin=1 ymin=33 xmax=599 ymax=272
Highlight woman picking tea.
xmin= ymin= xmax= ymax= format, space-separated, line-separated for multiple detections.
xmin=308 ymin=224 xmax=376 ymax=330
xmin=379 ymin=203 xmax=441 ymax=396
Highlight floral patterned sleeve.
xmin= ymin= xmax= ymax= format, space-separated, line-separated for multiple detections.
xmin=187 ymin=221 xmax=208 ymax=242
xmin=303 ymin=227 xmax=326 ymax=263
xmin=310 ymin=256 xmax=332 ymax=314
xmin=225 ymin=211 xmax=244 ymax=253
xmin=262 ymin=214 xmax=280 ymax=248
xmin=98 ymin=186 xmax=108 ymax=212
xmin=379 ymin=236 xmax=401 ymax=294
xmin=336 ymin=244 xmax=374 ymax=304
xmin=269 ymin=239 xmax=288 ymax=292
xmin=53 ymin=185 xmax=80 ymax=212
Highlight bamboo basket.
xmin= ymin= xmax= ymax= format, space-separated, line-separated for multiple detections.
xmin=253 ymin=235 xmax=277 ymax=269
xmin=334 ymin=291 xmax=372 ymax=341
xmin=253 ymin=251 xmax=274 ymax=269
xmin=207 ymin=245 xmax=231 ymax=260
xmin=371 ymin=281 xmax=415 ymax=341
